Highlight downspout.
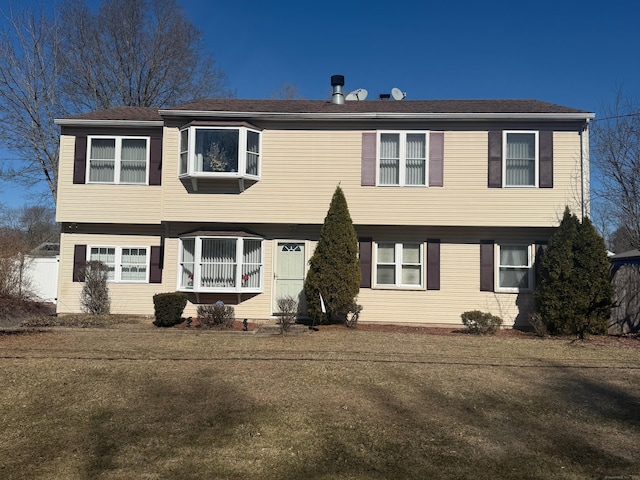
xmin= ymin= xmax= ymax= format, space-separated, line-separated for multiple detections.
xmin=580 ymin=119 xmax=590 ymax=220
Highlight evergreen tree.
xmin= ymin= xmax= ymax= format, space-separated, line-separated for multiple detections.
xmin=304 ymin=186 xmax=360 ymax=324
xmin=535 ymin=207 xmax=612 ymax=337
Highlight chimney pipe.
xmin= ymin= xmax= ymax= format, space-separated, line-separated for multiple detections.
xmin=331 ymin=75 xmax=345 ymax=104
xmin=379 ymin=93 xmax=391 ymax=100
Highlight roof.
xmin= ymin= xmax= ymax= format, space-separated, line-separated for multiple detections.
xmin=611 ymin=249 xmax=640 ymax=260
xmin=56 ymin=98 xmax=594 ymax=125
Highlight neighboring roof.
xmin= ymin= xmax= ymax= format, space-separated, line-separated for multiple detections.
xmin=611 ymin=249 xmax=640 ymax=260
xmin=56 ymin=98 xmax=594 ymax=126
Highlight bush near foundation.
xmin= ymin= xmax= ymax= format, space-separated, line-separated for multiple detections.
xmin=461 ymin=310 xmax=503 ymax=334
xmin=197 ymin=301 xmax=235 ymax=329
xmin=153 ymin=292 xmax=187 ymax=327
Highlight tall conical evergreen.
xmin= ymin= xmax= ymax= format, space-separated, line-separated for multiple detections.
xmin=304 ymin=186 xmax=360 ymax=324
xmin=535 ymin=207 xmax=612 ymax=337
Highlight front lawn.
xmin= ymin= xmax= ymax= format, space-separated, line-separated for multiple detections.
xmin=1 ymin=323 xmax=639 ymax=479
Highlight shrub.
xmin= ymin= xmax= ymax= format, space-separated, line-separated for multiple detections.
xmin=153 ymin=292 xmax=187 ymax=327
xmin=304 ymin=186 xmax=360 ymax=324
xmin=528 ymin=312 xmax=548 ymax=337
xmin=81 ymin=261 xmax=111 ymax=315
xmin=198 ymin=301 xmax=235 ymax=329
xmin=344 ymin=301 xmax=363 ymax=329
xmin=275 ymin=295 xmax=298 ymax=333
xmin=461 ymin=310 xmax=503 ymax=335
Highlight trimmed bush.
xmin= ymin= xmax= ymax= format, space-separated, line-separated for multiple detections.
xmin=344 ymin=301 xmax=363 ymax=329
xmin=197 ymin=301 xmax=235 ymax=329
xmin=275 ymin=295 xmax=298 ymax=333
xmin=461 ymin=310 xmax=503 ymax=335
xmin=153 ymin=292 xmax=187 ymax=327
xmin=81 ymin=261 xmax=111 ymax=315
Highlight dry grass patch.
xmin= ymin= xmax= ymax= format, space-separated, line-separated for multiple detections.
xmin=0 ymin=326 xmax=639 ymax=479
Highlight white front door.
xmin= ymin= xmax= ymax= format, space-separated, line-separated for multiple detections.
xmin=274 ymin=242 xmax=306 ymax=314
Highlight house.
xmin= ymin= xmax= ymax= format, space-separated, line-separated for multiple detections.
xmin=610 ymin=249 xmax=640 ymax=334
xmin=54 ymin=76 xmax=594 ymax=327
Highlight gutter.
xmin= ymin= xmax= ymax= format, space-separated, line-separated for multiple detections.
xmin=54 ymin=119 xmax=164 ymax=127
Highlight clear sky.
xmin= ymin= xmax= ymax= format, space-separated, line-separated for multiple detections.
xmin=1 ymin=0 xmax=639 ymax=208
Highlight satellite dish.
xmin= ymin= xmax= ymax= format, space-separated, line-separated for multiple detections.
xmin=391 ymin=87 xmax=406 ymax=100
xmin=345 ymin=88 xmax=368 ymax=101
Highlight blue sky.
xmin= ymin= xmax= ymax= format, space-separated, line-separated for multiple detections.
xmin=1 ymin=0 xmax=639 ymax=208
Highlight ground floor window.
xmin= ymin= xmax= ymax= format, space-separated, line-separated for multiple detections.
xmin=89 ymin=246 xmax=148 ymax=282
xmin=374 ymin=242 xmax=423 ymax=288
xmin=178 ymin=236 xmax=263 ymax=293
xmin=498 ymin=244 xmax=532 ymax=291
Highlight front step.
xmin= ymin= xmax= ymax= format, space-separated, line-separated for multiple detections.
xmin=255 ymin=323 xmax=310 ymax=335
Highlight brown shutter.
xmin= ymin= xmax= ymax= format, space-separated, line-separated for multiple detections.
xmin=149 ymin=136 xmax=163 ymax=186
xmin=427 ymin=239 xmax=440 ymax=290
xmin=73 ymin=244 xmax=87 ymax=282
xmin=488 ymin=131 xmax=502 ymax=188
xmin=480 ymin=241 xmax=494 ymax=292
xmin=429 ymin=132 xmax=444 ymax=187
xmin=359 ymin=238 xmax=372 ymax=288
xmin=539 ymin=131 xmax=553 ymax=188
xmin=73 ymin=136 xmax=87 ymax=184
xmin=361 ymin=133 xmax=376 ymax=186
xmin=149 ymin=245 xmax=162 ymax=283
xmin=534 ymin=242 xmax=548 ymax=284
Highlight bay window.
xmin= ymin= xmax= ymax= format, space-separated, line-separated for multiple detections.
xmin=375 ymin=242 xmax=423 ymax=288
xmin=498 ymin=245 xmax=533 ymax=291
xmin=178 ymin=235 xmax=263 ymax=293
xmin=378 ymin=132 xmax=428 ymax=186
xmin=179 ymin=125 xmax=261 ymax=190
xmin=87 ymin=136 xmax=149 ymax=184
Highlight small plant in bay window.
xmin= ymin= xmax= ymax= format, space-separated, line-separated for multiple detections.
xmin=206 ymin=143 xmax=230 ymax=172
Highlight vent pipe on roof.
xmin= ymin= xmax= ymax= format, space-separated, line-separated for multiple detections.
xmin=331 ymin=75 xmax=345 ymax=105
xmin=379 ymin=93 xmax=391 ymax=100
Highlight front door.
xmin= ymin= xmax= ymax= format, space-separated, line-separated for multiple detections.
xmin=274 ymin=242 xmax=306 ymax=314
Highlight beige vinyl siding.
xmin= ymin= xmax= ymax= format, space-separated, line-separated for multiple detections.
xmin=56 ymin=135 xmax=163 ymax=224
xmin=160 ymin=128 xmax=583 ymax=228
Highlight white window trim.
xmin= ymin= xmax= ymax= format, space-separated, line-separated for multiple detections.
xmin=177 ymin=236 xmax=264 ymax=294
xmin=373 ymin=242 xmax=425 ymax=290
xmin=496 ymin=244 xmax=534 ymax=293
xmin=377 ymin=131 xmax=429 ymax=187
xmin=178 ymin=126 xmax=262 ymax=182
xmin=86 ymin=135 xmax=150 ymax=185
xmin=88 ymin=246 xmax=150 ymax=283
xmin=502 ymin=130 xmax=539 ymax=188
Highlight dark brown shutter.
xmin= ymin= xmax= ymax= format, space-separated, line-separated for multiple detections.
xmin=429 ymin=132 xmax=444 ymax=187
xmin=149 ymin=245 xmax=162 ymax=283
xmin=539 ymin=131 xmax=553 ymax=188
xmin=359 ymin=238 xmax=372 ymax=288
xmin=73 ymin=244 xmax=87 ymax=282
xmin=73 ymin=136 xmax=87 ymax=184
xmin=480 ymin=241 xmax=495 ymax=292
xmin=361 ymin=133 xmax=376 ymax=186
xmin=427 ymin=239 xmax=440 ymax=290
xmin=534 ymin=242 xmax=548 ymax=284
xmin=149 ymin=136 xmax=163 ymax=186
xmin=488 ymin=131 xmax=502 ymax=188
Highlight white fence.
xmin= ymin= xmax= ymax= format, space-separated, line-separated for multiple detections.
xmin=24 ymin=256 xmax=59 ymax=304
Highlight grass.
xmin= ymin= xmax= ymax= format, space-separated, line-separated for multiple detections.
xmin=1 ymin=322 xmax=639 ymax=480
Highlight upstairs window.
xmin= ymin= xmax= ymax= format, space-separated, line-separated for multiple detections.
xmin=178 ymin=235 xmax=263 ymax=293
xmin=378 ymin=132 xmax=428 ymax=186
xmin=179 ymin=126 xmax=261 ymax=190
xmin=504 ymin=131 xmax=538 ymax=187
xmin=87 ymin=136 xmax=149 ymax=184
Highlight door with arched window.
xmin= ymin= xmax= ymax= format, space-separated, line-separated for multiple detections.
xmin=273 ymin=242 xmax=307 ymax=314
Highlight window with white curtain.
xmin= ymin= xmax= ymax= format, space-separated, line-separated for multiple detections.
xmin=378 ymin=131 xmax=427 ymax=186
xmin=87 ymin=136 xmax=149 ymax=184
xmin=498 ymin=244 xmax=532 ymax=291
xmin=375 ymin=242 xmax=423 ymax=288
xmin=89 ymin=246 xmax=149 ymax=282
xmin=504 ymin=131 xmax=537 ymax=187
xmin=179 ymin=126 xmax=261 ymax=179
xmin=178 ymin=236 xmax=263 ymax=292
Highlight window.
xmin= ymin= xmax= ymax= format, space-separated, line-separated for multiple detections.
xmin=178 ymin=236 xmax=263 ymax=293
xmin=87 ymin=136 xmax=149 ymax=184
xmin=378 ymin=132 xmax=428 ymax=186
xmin=498 ymin=245 xmax=532 ymax=291
xmin=375 ymin=242 xmax=423 ymax=288
xmin=89 ymin=246 xmax=149 ymax=282
xmin=179 ymin=126 xmax=261 ymax=181
xmin=504 ymin=131 xmax=538 ymax=187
